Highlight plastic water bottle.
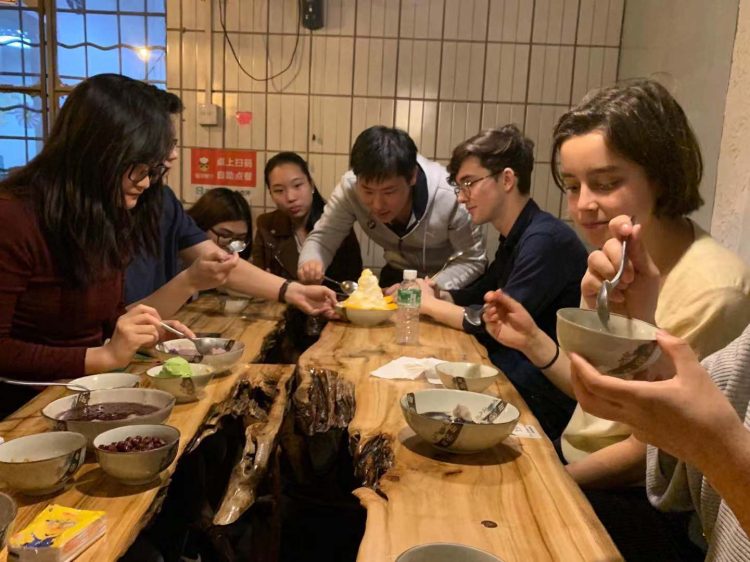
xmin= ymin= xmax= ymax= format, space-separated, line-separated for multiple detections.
xmin=395 ymin=269 xmax=421 ymax=345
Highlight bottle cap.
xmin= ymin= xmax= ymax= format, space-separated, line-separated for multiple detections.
xmin=403 ymin=269 xmax=417 ymax=280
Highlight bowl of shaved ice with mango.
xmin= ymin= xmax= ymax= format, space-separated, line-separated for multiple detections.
xmin=337 ymin=269 xmax=398 ymax=327
xmin=145 ymin=357 xmax=215 ymax=403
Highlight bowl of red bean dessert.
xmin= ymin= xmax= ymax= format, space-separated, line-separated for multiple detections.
xmin=42 ymin=388 xmax=176 ymax=449
xmin=93 ymin=424 xmax=180 ymax=485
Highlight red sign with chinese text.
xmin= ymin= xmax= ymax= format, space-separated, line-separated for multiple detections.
xmin=190 ymin=148 xmax=256 ymax=187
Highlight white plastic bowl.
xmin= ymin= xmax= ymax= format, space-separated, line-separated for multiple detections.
xmin=0 ymin=432 xmax=86 ymax=495
xmin=94 ymin=424 xmax=180 ymax=485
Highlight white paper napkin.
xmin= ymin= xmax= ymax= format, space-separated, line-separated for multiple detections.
xmin=371 ymin=356 xmax=446 ymax=383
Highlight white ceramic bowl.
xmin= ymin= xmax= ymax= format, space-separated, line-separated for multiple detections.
xmin=94 ymin=424 xmax=180 ymax=486
xmin=397 ymin=543 xmax=504 ymax=562
xmin=400 ymin=389 xmax=519 ymax=454
xmin=557 ymin=308 xmax=660 ymax=378
xmin=67 ymin=372 xmax=141 ymax=392
xmin=41 ymin=388 xmax=175 ymax=448
xmin=145 ymin=363 xmax=214 ymax=403
xmin=0 ymin=432 xmax=86 ymax=495
xmin=0 ymin=492 xmax=15 ymax=549
xmin=435 ymin=362 xmax=501 ymax=393
xmin=153 ymin=338 xmax=244 ymax=373
xmin=338 ymin=306 xmax=396 ymax=327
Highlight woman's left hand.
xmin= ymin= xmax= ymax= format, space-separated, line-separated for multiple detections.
xmin=286 ymin=282 xmax=338 ymax=315
xmin=158 ymin=319 xmax=196 ymax=341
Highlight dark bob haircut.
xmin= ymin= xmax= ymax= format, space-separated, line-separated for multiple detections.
xmin=349 ymin=126 xmax=418 ymax=183
xmin=447 ymin=124 xmax=535 ymax=195
xmin=187 ymin=187 xmax=253 ymax=250
xmin=551 ymin=79 xmax=704 ymax=218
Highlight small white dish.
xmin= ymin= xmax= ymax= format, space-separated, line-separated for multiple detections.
xmin=0 ymin=431 xmax=87 ymax=495
xmin=145 ymin=363 xmax=215 ymax=403
xmin=67 ymin=373 xmax=141 ymax=392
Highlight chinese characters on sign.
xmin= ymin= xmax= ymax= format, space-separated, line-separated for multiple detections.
xmin=190 ymin=148 xmax=257 ymax=199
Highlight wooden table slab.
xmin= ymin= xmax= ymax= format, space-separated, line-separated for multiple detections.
xmin=0 ymin=296 xmax=289 ymax=562
xmin=296 ymin=319 xmax=622 ymax=562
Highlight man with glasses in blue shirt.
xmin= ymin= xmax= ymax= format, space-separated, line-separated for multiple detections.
xmin=418 ymin=125 xmax=588 ymax=440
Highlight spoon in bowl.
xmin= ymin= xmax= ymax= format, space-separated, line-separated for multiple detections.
xmin=0 ymin=377 xmax=91 ymax=413
xmin=0 ymin=376 xmax=89 ymax=393
xmin=323 ymin=276 xmax=358 ymax=295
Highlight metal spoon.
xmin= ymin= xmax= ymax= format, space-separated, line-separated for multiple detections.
xmin=0 ymin=377 xmax=89 ymax=393
xmin=227 ymin=240 xmax=247 ymax=253
xmin=159 ymin=321 xmax=207 ymax=352
xmin=596 ymin=238 xmax=629 ymax=327
xmin=0 ymin=377 xmax=91 ymax=412
xmin=323 ymin=276 xmax=358 ymax=295
xmin=429 ymin=250 xmax=465 ymax=284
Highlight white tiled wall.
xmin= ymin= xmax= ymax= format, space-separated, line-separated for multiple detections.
xmin=166 ymin=0 xmax=623 ymax=268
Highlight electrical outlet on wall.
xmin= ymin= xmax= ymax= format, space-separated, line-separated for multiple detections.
xmin=198 ymin=103 xmax=220 ymax=126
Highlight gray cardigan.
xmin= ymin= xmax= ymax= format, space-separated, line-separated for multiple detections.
xmin=298 ymin=154 xmax=487 ymax=290
xmin=647 ymin=324 xmax=750 ymax=561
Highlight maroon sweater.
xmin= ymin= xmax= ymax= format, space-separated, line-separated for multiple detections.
xmin=0 ymin=195 xmax=125 ymax=381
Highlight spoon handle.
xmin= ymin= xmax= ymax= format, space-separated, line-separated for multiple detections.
xmin=322 ymin=275 xmax=343 ymax=288
xmin=160 ymin=321 xmax=185 ymax=338
xmin=0 ymin=376 xmax=88 ymax=393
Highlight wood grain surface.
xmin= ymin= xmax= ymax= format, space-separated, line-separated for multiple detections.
xmin=296 ymin=318 xmax=622 ymax=562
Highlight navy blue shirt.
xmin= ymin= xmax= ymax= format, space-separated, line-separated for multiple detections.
xmin=450 ymin=199 xmax=587 ymax=365
xmin=125 ymin=186 xmax=207 ymax=304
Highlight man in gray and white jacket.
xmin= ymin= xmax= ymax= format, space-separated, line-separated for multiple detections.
xmin=298 ymin=126 xmax=487 ymax=289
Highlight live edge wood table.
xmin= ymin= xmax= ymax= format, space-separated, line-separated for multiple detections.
xmin=0 ymin=295 xmax=291 ymax=562
xmin=295 ymin=318 xmax=623 ymax=562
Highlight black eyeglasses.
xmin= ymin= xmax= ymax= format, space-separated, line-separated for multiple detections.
xmin=209 ymin=227 xmax=247 ymax=248
xmin=447 ymin=172 xmax=498 ymax=196
xmin=128 ymin=163 xmax=169 ymax=185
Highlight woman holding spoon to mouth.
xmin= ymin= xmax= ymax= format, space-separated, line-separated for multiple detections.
xmin=188 ymin=187 xmax=253 ymax=258
xmin=481 ymin=80 xmax=750 ymax=561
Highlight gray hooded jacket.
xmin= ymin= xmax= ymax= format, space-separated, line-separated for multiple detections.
xmin=298 ymin=155 xmax=487 ymax=289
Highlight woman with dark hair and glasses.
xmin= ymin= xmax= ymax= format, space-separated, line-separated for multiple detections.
xmin=187 ymin=187 xmax=253 ymax=259
xmin=253 ymin=151 xmax=362 ymax=287
xmin=0 ymin=73 xmax=192 ymax=416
